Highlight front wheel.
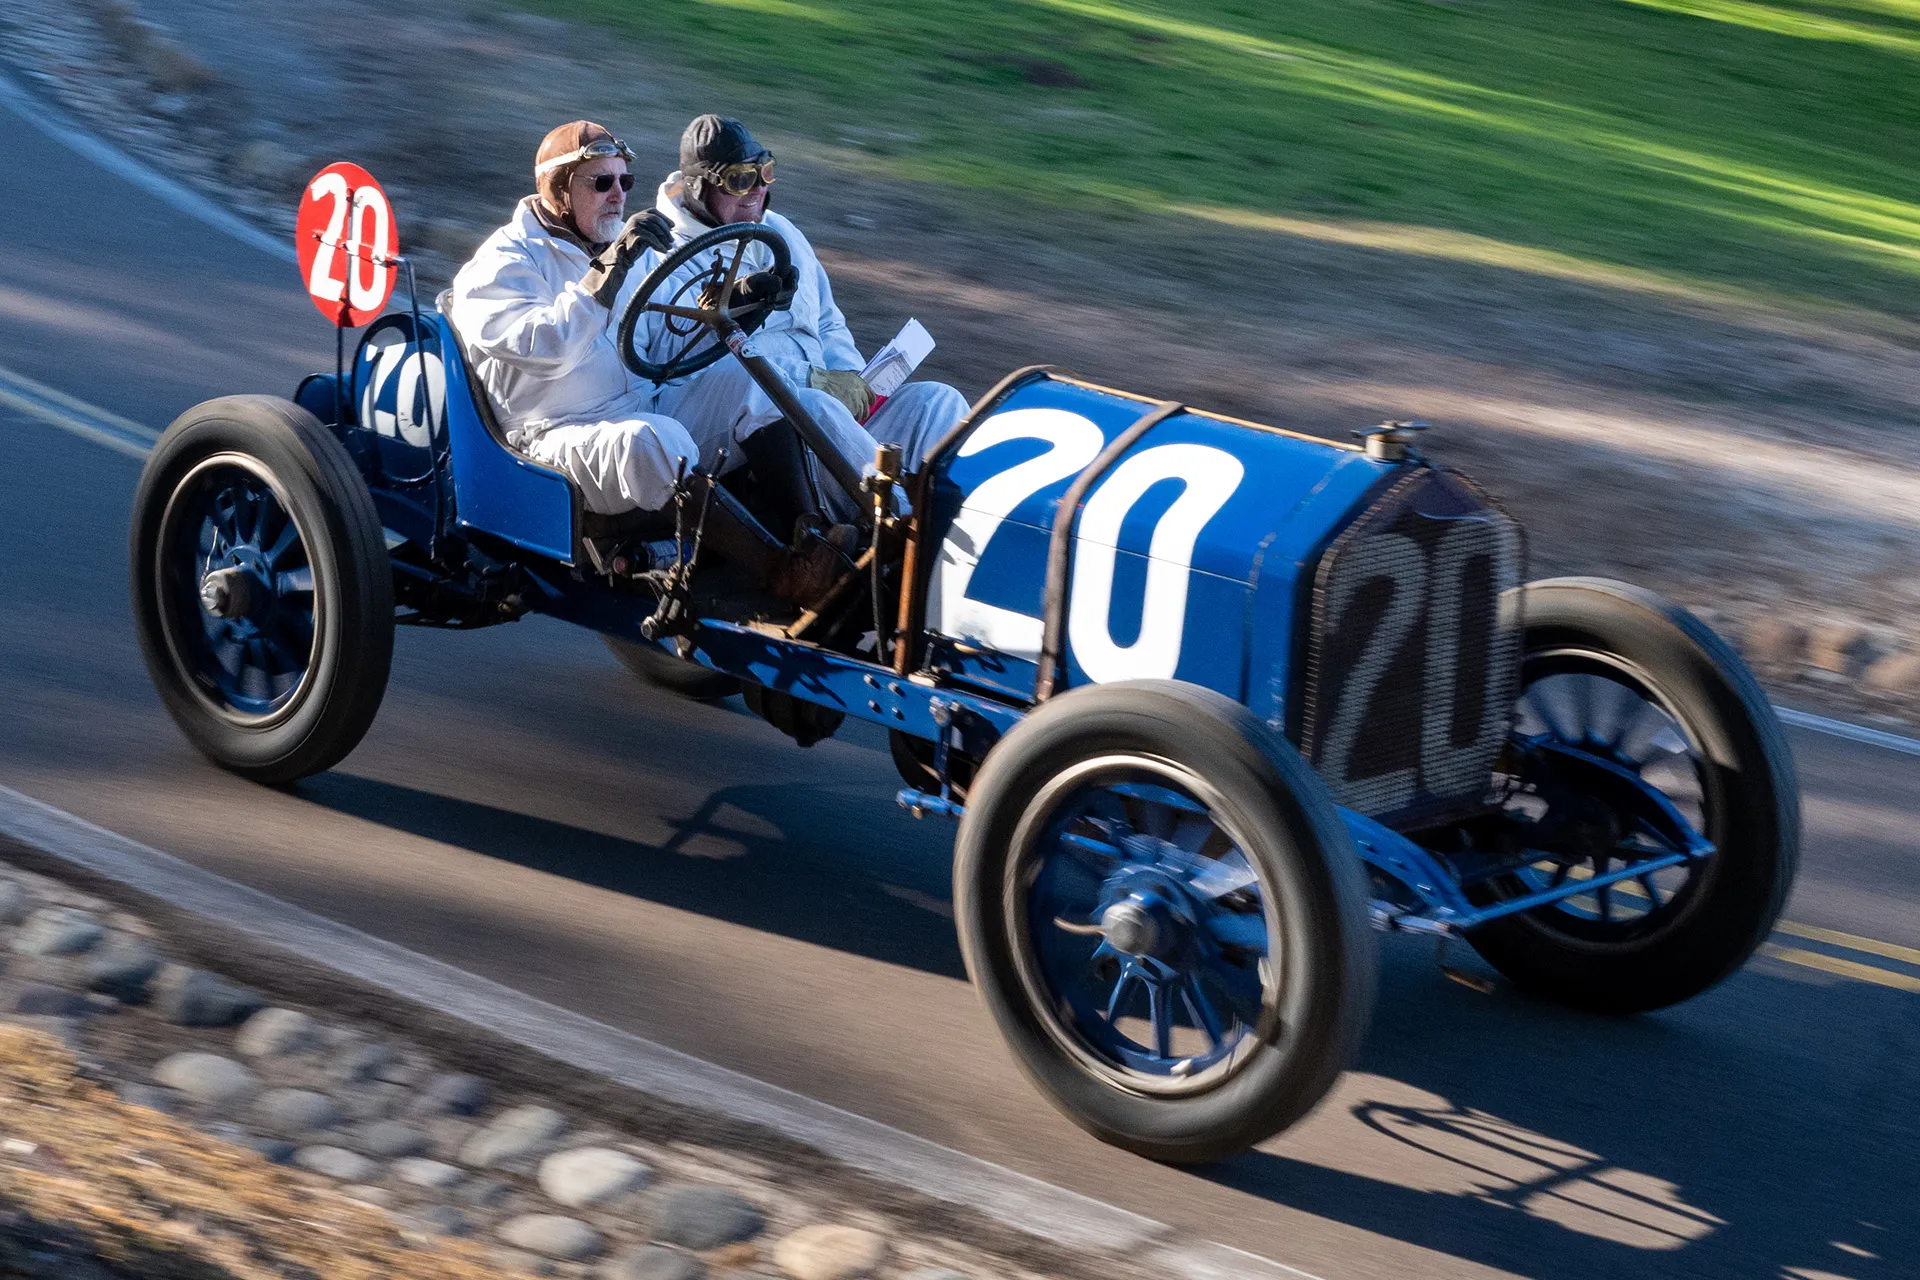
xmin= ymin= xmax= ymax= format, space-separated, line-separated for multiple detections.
xmin=1466 ymin=578 xmax=1799 ymax=1012
xmin=129 ymin=396 xmax=394 ymax=783
xmin=954 ymin=681 xmax=1375 ymax=1165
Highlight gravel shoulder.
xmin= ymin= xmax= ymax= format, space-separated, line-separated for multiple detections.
xmin=0 ymin=833 xmax=1135 ymax=1280
xmin=3 ymin=0 xmax=1919 ymax=718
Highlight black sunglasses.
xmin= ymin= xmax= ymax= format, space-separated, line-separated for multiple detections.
xmin=584 ymin=173 xmax=635 ymax=193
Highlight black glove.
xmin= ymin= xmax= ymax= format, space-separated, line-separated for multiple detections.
xmin=583 ymin=210 xmax=675 ymax=308
xmin=725 ymin=264 xmax=797 ymax=335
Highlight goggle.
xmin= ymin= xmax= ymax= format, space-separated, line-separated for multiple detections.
xmin=534 ymin=137 xmax=637 ymax=176
xmin=706 ymin=155 xmax=776 ymax=197
xmin=585 ymin=173 xmax=635 ymax=193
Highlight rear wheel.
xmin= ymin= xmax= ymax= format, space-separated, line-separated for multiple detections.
xmin=602 ymin=635 xmax=739 ymax=702
xmin=1466 ymin=578 xmax=1798 ymax=1012
xmin=129 ymin=396 xmax=393 ymax=783
xmin=955 ymin=681 xmax=1375 ymax=1164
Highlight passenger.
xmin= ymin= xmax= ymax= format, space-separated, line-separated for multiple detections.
xmin=448 ymin=120 xmax=841 ymax=601
xmin=649 ymin=115 xmax=968 ymax=506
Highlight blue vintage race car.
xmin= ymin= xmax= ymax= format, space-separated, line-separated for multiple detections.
xmin=129 ymin=222 xmax=1798 ymax=1164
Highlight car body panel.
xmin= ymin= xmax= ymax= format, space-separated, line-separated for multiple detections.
xmin=919 ymin=375 xmax=1389 ymax=717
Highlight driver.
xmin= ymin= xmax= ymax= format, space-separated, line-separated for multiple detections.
xmin=649 ymin=115 xmax=968 ymax=500
xmin=449 ymin=120 xmax=841 ymax=601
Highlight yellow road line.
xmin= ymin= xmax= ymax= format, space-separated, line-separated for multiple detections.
xmin=1760 ymin=944 xmax=1920 ymax=993
xmin=1776 ymin=920 xmax=1920 ymax=968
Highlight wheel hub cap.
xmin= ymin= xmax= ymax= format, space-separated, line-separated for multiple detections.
xmin=1100 ymin=897 xmax=1166 ymax=957
xmin=199 ymin=566 xmax=255 ymax=619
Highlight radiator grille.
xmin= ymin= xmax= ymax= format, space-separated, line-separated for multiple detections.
xmin=1298 ymin=468 xmax=1523 ymax=822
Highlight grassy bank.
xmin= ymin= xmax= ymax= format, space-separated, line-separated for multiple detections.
xmin=517 ymin=0 xmax=1920 ymax=318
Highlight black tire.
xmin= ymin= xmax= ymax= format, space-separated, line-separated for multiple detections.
xmin=1466 ymin=578 xmax=1799 ymax=1012
xmin=954 ymin=680 xmax=1376 ymax=1165
xmin=602 ymin=635 xmax=739 ymax=702
xmin=129 ymin=396 xmax=394 ymax=783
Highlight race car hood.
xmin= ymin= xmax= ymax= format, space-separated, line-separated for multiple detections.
xmin=919 ymin=373 xmax=1392 ymax=705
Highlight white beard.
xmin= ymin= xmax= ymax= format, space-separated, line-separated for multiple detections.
xmin=586 ymin=210 xmax=625 ymax=244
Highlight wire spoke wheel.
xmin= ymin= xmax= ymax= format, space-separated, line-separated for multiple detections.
xmin=1464 ymin=580 xmax=1798 ymax=1012
xmin=131 ymin=396 xmax=394 ymax=783
xmin=955 ymin=681 xmax=1374 ymax=1164
xmin=1011 ymin=756 xmax=1279 ymax=1097
xmin=1497 ymin=658 xmax=1710 ymax=945
xmin=156 ymin=453 xmax=322 ymax=725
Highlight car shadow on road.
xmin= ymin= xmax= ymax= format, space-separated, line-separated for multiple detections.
xmin=292 ymin=769 xmax=969 ymax=982
xmin=1202 ymin=937 xmax=1917 ymax=1280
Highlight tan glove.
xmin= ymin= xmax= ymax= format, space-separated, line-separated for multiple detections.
xmin=807 ymin=366 xmax=875 ymax=422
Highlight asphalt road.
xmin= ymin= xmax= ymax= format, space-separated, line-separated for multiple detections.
xmin=1 ymin=83 xmax=1915 ymax=1280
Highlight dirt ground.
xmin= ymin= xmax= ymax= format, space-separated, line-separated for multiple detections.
xmin=6 ymin=0 xmax=1920 ymax=705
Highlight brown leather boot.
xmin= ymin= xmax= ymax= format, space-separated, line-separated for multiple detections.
xmin=684 ymin=476 xmax=849 ymax=606
xmin=767 ymin=535 xmax=852 ymax=605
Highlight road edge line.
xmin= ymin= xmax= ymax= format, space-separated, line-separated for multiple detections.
xmin=1772 ymin=706 xmax=1920 ymax=758
xmin=0 ymin=781 xmax=1326 ymax=1278
xmin=0 ymin=69 xmax=295 ymax=265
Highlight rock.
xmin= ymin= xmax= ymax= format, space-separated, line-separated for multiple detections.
xmin=114 ymin=1082 xmax=178 ymax=1114
xmin=1864 ymin=651 xmax=1920 ymax=694
xmin=426 ymin=1115 xmax=478 ymax=1159
xmin=336 ymin=1082 xmax=406 ymax=1122
xmin=80 ymin=936 xmax=160 ymax=1002
xmin=654 ymin=1185 xmax=764 ymax=1249
xmin=292 ymin=1144 xmax=378 ymax=1182
xmin=343 ymin=1183 xmax=394 ymax=1207
xmin=152 ymin=968 xmax=264 ymax=1027
xmin=500 ymin=1213 xmax=604 ymax=1261
xmin=494 ymin=1247 xmax=557 ymax=1277
xmin=604 ymin=1245 xmax=705 ymax=1280
xmin=235 ymin=1008 xmax=319 ymax=1058
xmin=331 ymin=1039 xmax=397 ymax=1083
xmin=154 ymin=1052 xmax=259 ymax=1109
xmin=414 ymin=1071 xmax=489 ymax=1116
xmin=392 ymin=1156 xmax=464 ymax=1190
xmin=374 ymin=1058 xmax=424 ymax=1086
xmin=12 ymin=907 xmax=103 ymax=956
xmin=771 ymin=1226 xmax=888 ymax=1280
xmin=0 ymin=879 xmax=34 ymax=925
xmin=538 ymin=1146 xmax=649 ymax=1209
xmin=14 ymin=983 xmax=89 ymax=1017
xmin=249 ymin=1137 xmax=297 ymax=1164
xmin=460 ymin=1175 xmax=514 ymax=1207
xmin=356 ymin=1119 xmax=428 ymax=1158
xmin=411 ymin=1204 xmax=472 ymax=1236
xmin=1808 ymin=622 xmax=1871 ymax=675
xmin=253 ymin=1088 xmax=342 ymax=1134
xmin=9 ymin=1013 xmax=82 ymax=1051
xmin=460 ymin=1104 xmax=567 ymax=1167
xmin=1743 ymin=618 xmax=1806 ymax=669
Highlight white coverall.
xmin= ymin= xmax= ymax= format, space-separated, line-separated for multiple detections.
xmin=650 ymin=176 xmax=966 ymax=478
xmin=447 ymin=197 xmax=699 ymax=514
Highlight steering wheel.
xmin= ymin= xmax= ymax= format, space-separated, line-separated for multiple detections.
xmin=617 ymin=222 xmax=793 ymax=385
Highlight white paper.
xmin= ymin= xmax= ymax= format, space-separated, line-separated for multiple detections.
xmin=860 ymin=318 xmax=935 ymax=398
